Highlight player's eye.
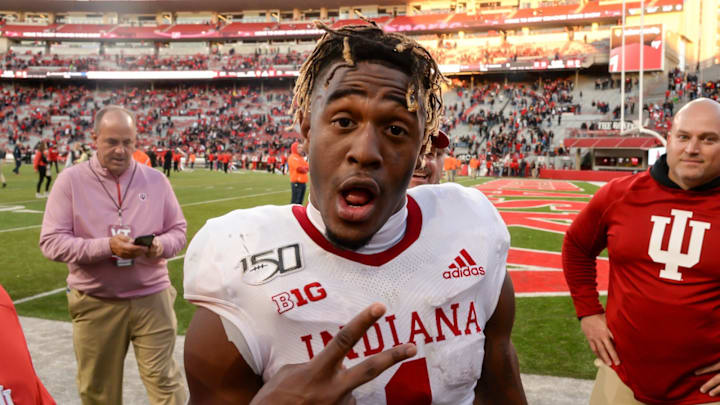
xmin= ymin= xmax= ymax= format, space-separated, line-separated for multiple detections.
xmin=332 ymin=117 xmax=354 ymax=129
xmin=387 ymin=125 xmax=408 ymax=137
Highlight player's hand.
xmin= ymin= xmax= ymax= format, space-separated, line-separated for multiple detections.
xmin=109 ymin=234 xmax=148 ymax=259
xmin=580 ymin=313 xmax=620 ymax=367
xmin=249 ymin=303 xmax=417 ymax=405
xmin=146 ymin=237 xmax=164 ymax=258
xmin=696 ymin=360 xmax=720 ymax=397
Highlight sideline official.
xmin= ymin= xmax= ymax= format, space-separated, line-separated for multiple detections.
xmin=40 ymin=105 xmax=187 ymax=405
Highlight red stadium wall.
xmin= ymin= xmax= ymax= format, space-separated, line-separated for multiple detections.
xmin=539 ymin=169 xmax=633 ymax=181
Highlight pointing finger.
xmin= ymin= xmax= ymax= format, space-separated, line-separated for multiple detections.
xmin=313 ymin=303 xmax=387 ymax=367
xmin=342 ymin=344 xmax=417 ymax=389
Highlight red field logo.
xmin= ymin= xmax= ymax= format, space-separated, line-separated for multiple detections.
xmin=477 ymin=179 xmax=609 ymax=296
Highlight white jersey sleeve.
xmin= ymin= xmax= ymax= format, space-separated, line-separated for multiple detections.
xmin=183 ymin=207 xmax=283 ymax=375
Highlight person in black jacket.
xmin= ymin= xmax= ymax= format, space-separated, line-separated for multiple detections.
xmin=12 ymin=143 xmax=22 ymax=174
xmin=163 ymin=148 xmax=173 ymax=177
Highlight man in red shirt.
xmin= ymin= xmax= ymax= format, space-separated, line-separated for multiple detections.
xmin=221 ymin=151 xmax=231 ymax=173
xmin=288 ymin=142 xmax=308 ymax=204
xmin=267 ymin=154 xmax=276 ymax=174
xmin=0 ymin=285 xmax=56 ymax=405
xmin=563 ymin=98 xmax=720 ymax=404
xmin=47 ymin=143 xmax=59 ymax=174
xmin=172 ymin=150 xmax=181 ymax=172
xmin=207 ymin=152 xmax=214 ymax=170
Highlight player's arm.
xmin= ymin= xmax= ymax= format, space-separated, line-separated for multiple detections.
xmin=184 ymin=307 xmax=264 ymax=405
xmin=562 ymin=183 xmax=619 ymax=366
xmin=473 ymin=273 xmax=527 ymax=405
xmin=39 ymin=172 xmax=116 ymax=264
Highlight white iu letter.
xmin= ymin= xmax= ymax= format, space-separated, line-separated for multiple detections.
xmin=648 ymin=209 xmax=710 ymax=281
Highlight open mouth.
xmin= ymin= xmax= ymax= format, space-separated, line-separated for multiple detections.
xmin=336 ymin=179 xmax=379 ymax=222
xmin=412 ymin=171 xmax=429 ymax=179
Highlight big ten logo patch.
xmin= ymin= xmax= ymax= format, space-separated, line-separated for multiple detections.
xmin=271 ymin=282 xmax=327 ymax=314
xmin=240 ymin=243 xmax=303 ymax=285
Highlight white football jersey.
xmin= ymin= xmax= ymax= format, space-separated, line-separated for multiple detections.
xmin=184 ymin=183 xmax=509 ymax=405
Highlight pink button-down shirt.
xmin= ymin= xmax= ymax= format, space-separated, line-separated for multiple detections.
xmin=40 ymin=156 xmax=187 ymax=298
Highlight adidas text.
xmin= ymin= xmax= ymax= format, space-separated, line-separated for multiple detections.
xmin=443 ymin=266 xmax=485 ymax=279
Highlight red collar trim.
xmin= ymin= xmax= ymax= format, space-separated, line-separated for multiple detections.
xmin=292 ymin=196 xmax=422 ymax=267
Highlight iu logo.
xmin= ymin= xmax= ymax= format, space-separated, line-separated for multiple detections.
xmin=648 ymin=209 xmax=711 ymax=281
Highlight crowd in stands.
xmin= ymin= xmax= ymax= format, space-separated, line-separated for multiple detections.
xmin=117 ymin=54 xmax=209 ymax=70
xmin=1 ymin=51 xmax=100 ymax=71
xmin=642 ymin=69 xmax=720 ymax=133
xmin=16 ymin=68 xmax=718 ymax=176
xmin=666 ymin=68 xmax=720 ymax=102
xmin=1 ymin=35 xmax=599 ymax=72
xmin=428 ymin=37 xmax=598 ymax=66
xmin=1 ymin=50 xmax=310 ymax=72
xmin=594 ymin=77 xmax=636 ymax=92
xmin=217 ymin=50 xmax=310 ymax=70
xmin=0 ymin=73 xmax=640 ymax=177
xmin=437 ymin=77 xmax=579 ymax=175
xmin=0 ymin=82 xmax=304 ymax=170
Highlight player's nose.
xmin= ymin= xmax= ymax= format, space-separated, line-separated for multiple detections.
xmin=346 ymin=124 xmax=382 ymax=169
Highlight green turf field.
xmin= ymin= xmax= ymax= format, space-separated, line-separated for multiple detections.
xmin=0 ymin=163 xmax=603 ymax=380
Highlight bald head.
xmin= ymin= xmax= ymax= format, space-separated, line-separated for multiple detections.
xmin=672 ymin=98 xmax=720 ymax=131
xmin=93 ymin=106 xmax=137 ymax=176
xmin=666 ymin=98 xmax=720 ymax=190
xmin=94 ymin=106 xmax=136 ymax=134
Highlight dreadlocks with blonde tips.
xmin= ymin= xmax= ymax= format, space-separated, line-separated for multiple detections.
xmin=290 ymin=21 xmax=446 ymax=153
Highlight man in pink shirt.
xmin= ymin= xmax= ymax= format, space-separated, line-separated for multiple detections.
xmin=39 ymin=105 xmax=187 ymax=405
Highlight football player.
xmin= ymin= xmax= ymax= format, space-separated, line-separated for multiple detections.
xmin=184 ymin=22 xmax=527 ymax=405
xmin=409 ymin=130 xmax=449 ymax=188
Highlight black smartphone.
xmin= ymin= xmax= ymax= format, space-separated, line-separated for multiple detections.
xmin=133 ymin=234 xmax=155 ymax=247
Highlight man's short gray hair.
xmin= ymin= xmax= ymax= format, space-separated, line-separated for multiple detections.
xmin=94 ymin=105 xmax=137 ymax=134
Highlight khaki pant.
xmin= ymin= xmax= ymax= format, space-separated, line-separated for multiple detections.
xmin=590 ymin=359 xmax=720 ymax=405
xmin=67 ymin=286 xmax=187 ymax=405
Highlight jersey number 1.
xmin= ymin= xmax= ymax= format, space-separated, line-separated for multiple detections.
xmin=385 ymin=358 xmax=432 ymax=404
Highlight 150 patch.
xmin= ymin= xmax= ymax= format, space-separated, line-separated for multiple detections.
xmin=240 ymin=243 xmax=303 ymax=285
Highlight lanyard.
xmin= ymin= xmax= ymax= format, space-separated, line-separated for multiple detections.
xmin=89 ymin=162 xmax=138 ymax=220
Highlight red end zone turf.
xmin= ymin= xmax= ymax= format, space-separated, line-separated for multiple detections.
xmin=477 ymin=180 xmax=609 ymax=297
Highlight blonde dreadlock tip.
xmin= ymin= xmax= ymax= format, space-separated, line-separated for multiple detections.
xmin=353 ymin=9 xmax=370 ymax=22
xmin=342 ymin=37 xmax=354 ymax=66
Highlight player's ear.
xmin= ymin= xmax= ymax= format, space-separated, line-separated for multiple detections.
xmin=299 ymin=110 xmax=311 ymax=150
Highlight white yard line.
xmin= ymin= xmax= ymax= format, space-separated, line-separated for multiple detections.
xmin=516 ymin=291 xmax=608 ymax=298
xmin=0 ymin=190 xmax=288 ymax=233
xmin=0 ymin=224 xmax=42 ymax=233
xmin=12 ymin=255 xmax=186 ymax=305
xmin=12 ymin=287 xmax=66 ymax=305
xmin=0 ymin=198 xmax=46 ymax=205
xmin=180 ymin=190 xmax=286 ymax=207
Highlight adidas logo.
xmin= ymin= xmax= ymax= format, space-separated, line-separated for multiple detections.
xmin=443 ymin=249 xmax=485 ymax=280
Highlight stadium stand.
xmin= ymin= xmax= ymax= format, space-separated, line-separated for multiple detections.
xmin=0 ymin=0 xmax=705 ymax=175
